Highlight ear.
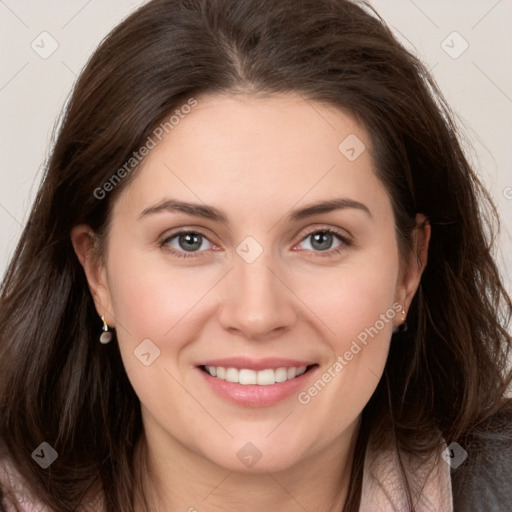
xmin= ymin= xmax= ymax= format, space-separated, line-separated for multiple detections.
xmin=70 ymin=224 xmax=115 ymax=327
xmin=394 ymin=213 xmax=431 ymax=327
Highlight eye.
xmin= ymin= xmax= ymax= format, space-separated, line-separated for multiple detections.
xmin=296 ymin=228 xmax=351 ymax=256
xmin=160 ymin=227 xmax=351 ymax=260
xmin=161 ymin=230 xmax=216 ymax=259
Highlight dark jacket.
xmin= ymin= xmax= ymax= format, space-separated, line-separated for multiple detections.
xmin=451 ymin=399 xmax=512 ymax=511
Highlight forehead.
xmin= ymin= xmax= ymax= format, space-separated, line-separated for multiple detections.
xmin=113 ymin=92 xmax=391 ymax=223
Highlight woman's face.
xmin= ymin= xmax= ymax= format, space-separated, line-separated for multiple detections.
xmin=74 ymin=93 xmax=427 ymax=473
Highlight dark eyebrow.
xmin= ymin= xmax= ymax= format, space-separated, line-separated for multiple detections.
xmin=288 ymin=198 xmax=372 ymax=221
xmin=139 ymin=197 xmax=372 ymax=223
xmin=139 ymin=199 xmax=229 ymax=223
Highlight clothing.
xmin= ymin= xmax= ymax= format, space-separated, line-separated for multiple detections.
xmin=450 ymin=402 xmax=512 ymax=512
xmin=360 ymin=437 xmax=453 ymax=511
xmin=2 ymin=403 xmax=512 ymax=512
xmin=0 ymin=457 xmax=48 ymax=512
xmin=0 ymin=443 xmax=453 ymax=512
xmin=0 ymin=457 xmax=102 ymax=512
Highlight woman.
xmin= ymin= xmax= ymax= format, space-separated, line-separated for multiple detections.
xmin=1 ymin=0 xmax=511 ymax=510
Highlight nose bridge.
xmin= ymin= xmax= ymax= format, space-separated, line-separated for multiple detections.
xmin=219 ymin=241 xmax=297 ymax=338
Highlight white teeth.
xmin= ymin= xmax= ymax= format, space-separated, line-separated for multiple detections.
xmin=204 ymin=365 xmax=310 ymax=385
xmin=257 ymin=369 xmax=275 ymax=385
xmin=296 ymin=366 xmax=307 ymax=376
xmin=275 ymin=367 xmax=288 ymax=382
xmin=239 ymin=369 xmax=257 ymax=385
xmin=225 ymin=367 xmax=239 ymax=383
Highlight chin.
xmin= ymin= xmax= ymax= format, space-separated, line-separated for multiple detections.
xmin=200 ymin=438 xmax=308 ymax=474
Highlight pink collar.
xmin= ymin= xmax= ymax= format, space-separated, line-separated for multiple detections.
xmin=359 ymin=438 xmax=454 ymax=511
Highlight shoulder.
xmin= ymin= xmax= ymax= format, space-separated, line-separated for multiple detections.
xmin=451 ymin=399 xmax=512 ymax=512
xmin=0 ymin=446 xmax=104 ymax=512
xmin=0 ymin=451 xmax=49 ymax=512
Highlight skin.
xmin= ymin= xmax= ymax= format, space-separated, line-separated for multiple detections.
xmin=72 ymin=92 xmax=430 ymax=511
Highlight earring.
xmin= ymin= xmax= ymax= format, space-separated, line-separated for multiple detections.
xmin=393 ymin=305 xmax=408 ymax=334
xmin=399 ymin=306 xmax=408 ymax=333
xmin=100 ymin=316 xmax=112 ymax=344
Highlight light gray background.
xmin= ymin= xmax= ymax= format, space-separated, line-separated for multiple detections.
xmin=1 ymin=0 xmax=511 ymax=300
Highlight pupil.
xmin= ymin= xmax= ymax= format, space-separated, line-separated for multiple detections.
xmin=312 ymin=232 xmax=332 ymax=251
xmin=180 ymin=233 xmax=201 ymax=251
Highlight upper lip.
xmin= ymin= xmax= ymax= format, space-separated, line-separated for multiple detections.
xmin=196 ymin=357 xmax=316 ymax=371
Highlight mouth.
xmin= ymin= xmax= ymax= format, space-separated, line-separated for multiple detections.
xmin=199 ymin=364 xmax=316 ymax=385
xmin=196 ymin=360 xmax=319 ymax=407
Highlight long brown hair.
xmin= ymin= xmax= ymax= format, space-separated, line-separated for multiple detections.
xmin=1 ymin=0 xmax=511 ymax=510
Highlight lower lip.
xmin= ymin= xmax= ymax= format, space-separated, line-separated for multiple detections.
xmin=198 ymin=366 xmax=317 ymax=407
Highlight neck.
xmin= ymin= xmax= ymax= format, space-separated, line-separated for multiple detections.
xmin=133 ymin=419 xmax=360 ymax=512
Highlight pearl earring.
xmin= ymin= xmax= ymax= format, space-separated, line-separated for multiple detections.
xmin=399 ymin=306 xmax=408 ymax=333
xmin=393 ymin=305 xmax=408 ymax=334
xmin=100 ymin=316 xmax=112 ymax=344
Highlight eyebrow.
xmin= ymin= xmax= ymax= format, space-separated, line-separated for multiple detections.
xmin=139 ymin=197 xmax=372 ymax=223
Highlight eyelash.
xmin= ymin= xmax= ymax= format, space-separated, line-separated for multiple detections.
xmin=160 ymin=228 xmax=352 ymax=260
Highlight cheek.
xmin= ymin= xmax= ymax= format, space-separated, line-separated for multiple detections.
xmin=330 ymin=261 xmax=398 ymax=348
xmin=292 ymin=240 xmax=400 ymax=422
xmin=105 ymin=232 xmax=209 ymax=339
xmin=105 ymin=249 xmax=203 ymax=423
xmin=297 ymin=239 xmax=400 ymax=351
xmin=104 ymin=238 xmax=223 ymax=390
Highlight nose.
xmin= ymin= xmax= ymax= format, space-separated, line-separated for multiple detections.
xmin=218 ymin=252 xmax=298 ymax=341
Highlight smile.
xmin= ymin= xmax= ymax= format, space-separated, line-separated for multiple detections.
xmin=202 ymin=365 xmax=309 ymax=385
